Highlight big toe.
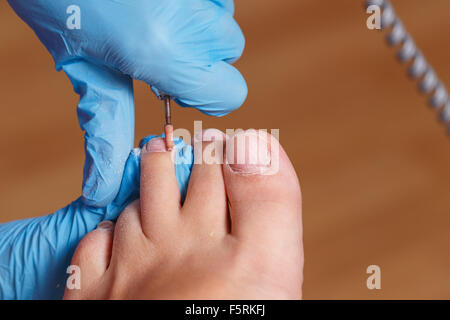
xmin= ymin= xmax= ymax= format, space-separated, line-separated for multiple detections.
xmin=223 ymin=130 xmax=303 ymax=253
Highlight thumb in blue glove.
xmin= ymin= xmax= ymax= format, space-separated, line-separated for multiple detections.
xmin=63 ymin=61 xmax=135 ymax=207
xmin=0 ymin=136 xmax=193 ymax=300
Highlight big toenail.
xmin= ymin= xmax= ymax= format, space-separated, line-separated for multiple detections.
xmin=226 ymin=130 xmax=273 ymax=175
xmin=144 ymin=138 xmax=167 ymax=153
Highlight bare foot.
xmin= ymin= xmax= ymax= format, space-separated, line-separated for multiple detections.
xmin=64 ymin=130 xmax=303 ymax=299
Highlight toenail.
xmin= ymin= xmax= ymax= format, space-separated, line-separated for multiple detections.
xmin=226 ymin=130 xmax=275 ymax=175
xmin=143 ymin=138 xmax=167 ymax=153
xmin=97 ymin=220 xmax=114 ymax=231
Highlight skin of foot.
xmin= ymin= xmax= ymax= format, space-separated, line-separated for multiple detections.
xmin=63 ymin=129 xmax=303 ymax=300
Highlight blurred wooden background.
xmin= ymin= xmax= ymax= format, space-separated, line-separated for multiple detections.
xmin=1 ymin=0 xmax=450 ymax=299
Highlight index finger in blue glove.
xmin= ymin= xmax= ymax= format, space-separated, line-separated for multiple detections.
xmin=62 ymin=60 xmax=135 ymax=207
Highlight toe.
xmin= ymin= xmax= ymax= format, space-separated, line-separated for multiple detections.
xmin=223 ymin=130 xmax=303 ymax=295
xmin=64 ymin=221 xmax=115 ymax=298
xmin=223 ymin=130 xmax=302 ymax=245
xmin=182 ymin=129 xmax=229 ymax=235
xmin=140 ymin=137 xmax=181 ymax=235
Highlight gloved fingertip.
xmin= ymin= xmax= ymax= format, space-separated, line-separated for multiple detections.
xmin=174 ymin=63 xmax=248 ymax=117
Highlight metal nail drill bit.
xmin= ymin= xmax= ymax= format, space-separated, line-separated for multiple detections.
xmin=161 ymin=94 xmax=175 ymax=151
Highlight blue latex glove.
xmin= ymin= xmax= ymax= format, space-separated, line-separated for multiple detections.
xmin=0 ymin=136 xmax=193 ymax=300
xmin=8 ymin=0 xmax=246 ymax=207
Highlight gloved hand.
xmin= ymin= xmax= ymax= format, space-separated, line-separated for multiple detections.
xmin=8 ymin=0 xmax=246 ymax=207
xmin=0 ymin=136 xmax=193 ymax=300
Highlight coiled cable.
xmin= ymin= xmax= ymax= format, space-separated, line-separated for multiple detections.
xmin=365 ymin=0 xmax=450 ymax=133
